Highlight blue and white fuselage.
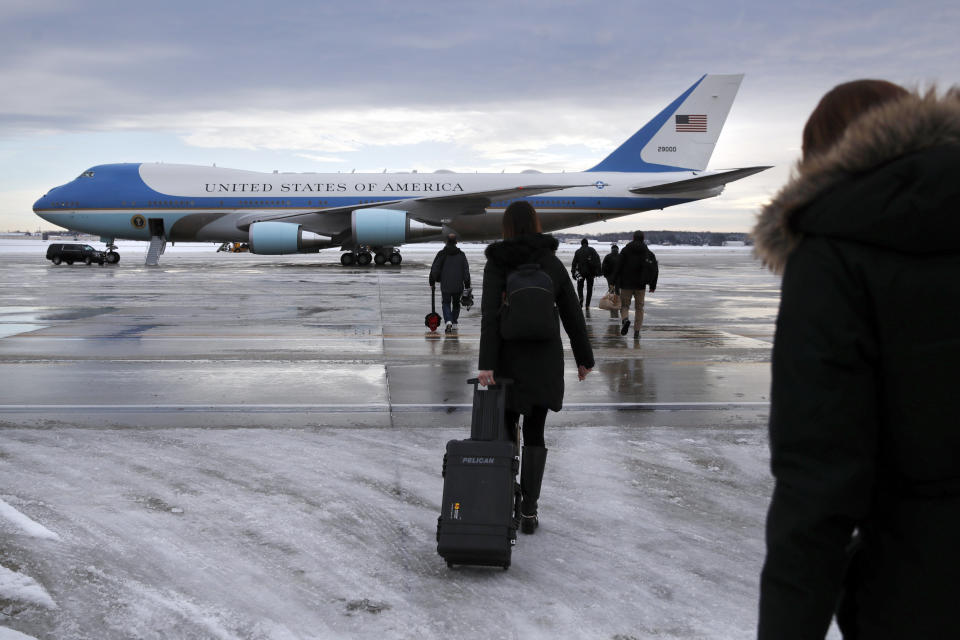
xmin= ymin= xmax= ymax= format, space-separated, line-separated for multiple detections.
xmin=33 ymin=74 xmax=769 ymax=264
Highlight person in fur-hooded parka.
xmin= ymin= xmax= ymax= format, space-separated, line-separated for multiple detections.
xmin=477 ymin=201 xmax=594 ymax=535
xmin=478 ymin=227 xmax=594 ymax=414
xmin=753 ymin=81 xmax=960 ymax=640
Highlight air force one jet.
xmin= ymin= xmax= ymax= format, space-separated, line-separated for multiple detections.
xmin=33 ymin=74 xmax=769 ymax=266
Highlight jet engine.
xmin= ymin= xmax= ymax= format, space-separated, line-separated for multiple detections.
xmin=351 ymin=209 xmax=442 ymax=246
xmin=247 ymin=221 xmax=331 ymax=255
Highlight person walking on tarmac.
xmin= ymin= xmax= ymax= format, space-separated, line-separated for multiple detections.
xmin=613 ymin=230 xmax=658 ymax=339
xmin=601 ymin=244 xmax=620 ymax=294
xmin=477 ymin=201 xmax=594 ymax=534
xmin=429 ymin=233 xmax=471 ymax=335
xmin=571 ymin=238 xmax=602 ymax=309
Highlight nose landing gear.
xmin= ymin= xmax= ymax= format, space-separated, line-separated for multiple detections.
xmin=103 ymin=240 xmax=120 ymax=264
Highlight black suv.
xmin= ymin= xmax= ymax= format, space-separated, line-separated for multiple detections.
xmin=46 ymin=243 xmax=106 ymax=266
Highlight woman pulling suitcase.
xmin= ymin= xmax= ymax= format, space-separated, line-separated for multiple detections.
xmin=476 ymin=201 xmax=594 ymax=533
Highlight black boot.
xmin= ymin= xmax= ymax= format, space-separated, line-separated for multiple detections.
xmin=520 ymin=446 xmax=548 ymax=534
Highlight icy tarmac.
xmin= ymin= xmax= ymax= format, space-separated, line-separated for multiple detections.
xmin=0 ymin=240 xmax=837 ymax=639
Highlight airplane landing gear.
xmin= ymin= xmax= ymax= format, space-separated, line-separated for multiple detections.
xmin=374 ymin=248 xmax=402 ymax=266
xmin=340 ymin=250 xmax=372 ymax=266
xmin=340 ymin=247 xmax=400 ymax=267
xmin=104 ymin=241 xmax=120 ymax=264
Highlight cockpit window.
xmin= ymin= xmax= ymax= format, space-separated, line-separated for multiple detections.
xmin=78 ymin=170 xmax=95 ymax=179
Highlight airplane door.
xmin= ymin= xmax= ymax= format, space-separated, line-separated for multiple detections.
xmin=148 ymin=218 xmax=165 ymax=237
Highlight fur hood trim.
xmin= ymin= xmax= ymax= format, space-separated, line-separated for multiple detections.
xmin=752 ymin=88 xmax=960 ymax=273
xmin=485 ymin=233 xmax=559 ymax=268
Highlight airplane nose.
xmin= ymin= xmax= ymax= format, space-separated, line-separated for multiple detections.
xmin=33 ymin=194 xmax=54 ymax=222
xmin=33 ymin=194 xmax=48 ymax=215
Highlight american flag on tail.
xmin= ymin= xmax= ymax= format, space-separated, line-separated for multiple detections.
xmin=675 ymin=114 xmax=707 ymax=132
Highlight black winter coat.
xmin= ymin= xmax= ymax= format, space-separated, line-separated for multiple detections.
xmin=571 ymin=246 xmax=601 ymax=279
xmin=752 ymin=91 xmax=960 ymax=640
xmin=601 ymin=251 xmax=620 ymax=279
xmin=429 ymin=246 xmax=470 ymax=294
xmin=612 ymin=240 xmax=657 ymax=291
xmin=478 ymin=233 xmax=594 ymax=414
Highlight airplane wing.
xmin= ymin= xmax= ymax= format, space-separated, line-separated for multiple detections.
xmin=628 ymin=166 xmax=771 ymax=195
xmin=406 ymin=183 xmax=596 ymax=219
xmin=235 ymin=183 xmax=588 ymax=229
xmin=415 ymin=183 xmax=591 ymax=205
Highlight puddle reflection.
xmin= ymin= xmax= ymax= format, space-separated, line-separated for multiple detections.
xmin=596 ymin=355 xmax=654 ymax=397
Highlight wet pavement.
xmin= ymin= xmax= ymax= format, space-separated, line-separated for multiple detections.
xmin=0 ymin=240 xmax=831 ymax=640
xmin=0 ymin=241 xmax=777 ymax=429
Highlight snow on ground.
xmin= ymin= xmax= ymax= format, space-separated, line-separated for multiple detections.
xmin=0 ymin=423 xmax=842 ymax=640
xmin=0 ymin=627 xmax=42 ymax=640
xmin=0 ymin=499 xmax=60 ymax=542
xmin=0 ymin=565 xmax=57 ymax=609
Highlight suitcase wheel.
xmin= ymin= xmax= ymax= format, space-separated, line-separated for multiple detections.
xmin=446 ymin=561 xmax=454 ymax=569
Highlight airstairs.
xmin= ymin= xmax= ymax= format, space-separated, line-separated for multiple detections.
xmin=145 ymin=234 xmax=166 ymax=266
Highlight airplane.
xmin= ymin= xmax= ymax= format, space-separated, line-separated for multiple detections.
xmin=32 ymin=74 xmax=769 ymax=266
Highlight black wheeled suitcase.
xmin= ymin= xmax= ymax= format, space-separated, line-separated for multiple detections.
xmin=436 ymin=379 xmax=521 ymax=569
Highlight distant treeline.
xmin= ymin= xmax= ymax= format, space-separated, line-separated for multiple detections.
xmin=554 ymin=231 xmax=752 ymax=246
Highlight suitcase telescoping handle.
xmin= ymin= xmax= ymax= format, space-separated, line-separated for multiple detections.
xmin=466 ymin=377 xmax=513 ymax=390
xmin=466 ymin=378 xmax=513 ymax=442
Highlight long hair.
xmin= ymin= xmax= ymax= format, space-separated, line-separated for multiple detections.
xmin=502 ymin=201 xmax=542 ymax=239
xmin=802 ymin=79 xmax=909 ymax=160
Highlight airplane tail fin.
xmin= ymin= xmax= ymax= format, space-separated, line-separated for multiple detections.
xmin=587 ymin=74 xmax=744 ymax=173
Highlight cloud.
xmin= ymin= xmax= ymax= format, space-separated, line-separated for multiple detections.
xmin=2 ymin=0 xmax=959 ymax=232
xmin=0 ymin=188 xmax=46 ymax=230
xmin=295 ymin=153 xmax=348 ymax=164
xmin=0 ymin=0 xmax=67 ymax=19
xmin=94 ymin=103 xmax=630 ymax=172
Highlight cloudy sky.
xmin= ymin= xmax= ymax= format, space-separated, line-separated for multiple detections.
xmin=1 ymin=0 xmax=957 ymax=233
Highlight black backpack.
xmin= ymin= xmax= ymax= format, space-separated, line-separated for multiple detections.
xmin=641 ymin=249 xmax=658 ymax=286
xmin=588 ymin=249 xmax=602 ymax=277
xmin=499 ymin=263 xmax=558 ymax=341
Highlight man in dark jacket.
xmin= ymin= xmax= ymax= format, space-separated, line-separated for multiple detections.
xmin=612 ymin=231 xmax=657 ymax=339
xmin=429 ymin=234 xmax=471 ymax=334
xmin=601 ymin=244 xmax=620 ymax=294
xmin=752 ymin=82 xmax=960 ymax=639
xmin=571 ymin=238 xmax=602 ymax=308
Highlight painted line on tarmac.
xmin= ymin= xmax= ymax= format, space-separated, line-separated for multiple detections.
xmin=4 ymin=335 xmax=753 ymax=342
xmin=0 ymin=402 xmax=768 ymax=413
